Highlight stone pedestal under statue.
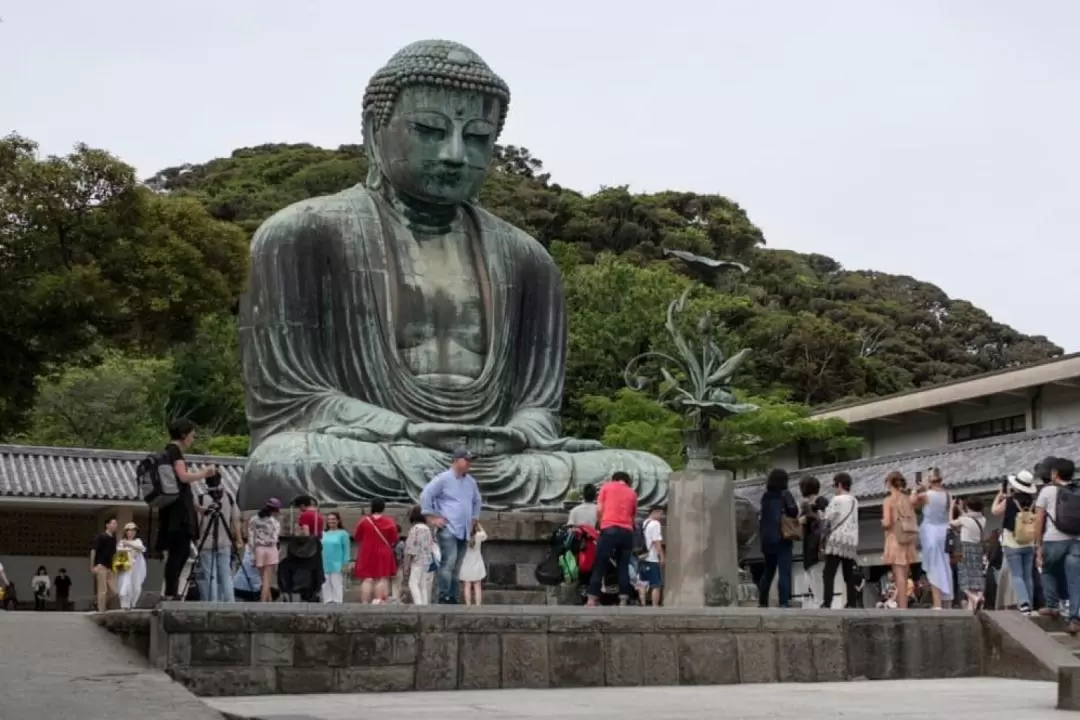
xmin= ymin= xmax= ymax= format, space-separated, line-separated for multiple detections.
xmin=663 ymin=451 xmax=750 ymax=608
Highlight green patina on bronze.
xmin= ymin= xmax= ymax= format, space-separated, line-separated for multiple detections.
xmin=236 ymin=40 xmax=671 ymax=511
xmin=362 ymin=40 xmax=511 ymax=138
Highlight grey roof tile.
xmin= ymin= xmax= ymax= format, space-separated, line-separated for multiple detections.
xmin=0 ymin=444 xmax=245 ymax=501
xmin=738 ymin=423 xmax=1080 ymax=506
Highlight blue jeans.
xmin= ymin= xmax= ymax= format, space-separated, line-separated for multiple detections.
xmin=198 ymin=549 xmax=234 ymax=602
xmin=1042 ymin=538 xmax=1080 ymax=620
xmin=435 ymin=528 xmax=468 ymax=604
xmin=759 ymin=542 xmax=793 ymax=607
xmin=1003 ymin=545 xmax=1035 ymax=608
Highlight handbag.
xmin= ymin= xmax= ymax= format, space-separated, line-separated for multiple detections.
xmin=779 ymin=491 xmax=802 ymax=540
xmin=944 ymin=494 xmax=962 ymax=563
xmin=428 ymin=531 xmax=441 ymax=573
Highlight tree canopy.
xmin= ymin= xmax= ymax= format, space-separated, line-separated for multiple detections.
xmin=1 ymin=135 xmax=1063 ymax=467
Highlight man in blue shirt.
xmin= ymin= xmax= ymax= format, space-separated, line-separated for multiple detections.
xmin=420 ymin=447 xmax=482 ymax=604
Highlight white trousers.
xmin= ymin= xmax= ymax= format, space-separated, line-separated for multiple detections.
xmin=117 ymin=571 xmax=140 ymax=610
xmin=408 ymin=562 xmax=432 ymax=605
xmin=322 ymin=572 xmax=344 ymax=604
xmin=802 ymin=564 xmax=825 ymax=609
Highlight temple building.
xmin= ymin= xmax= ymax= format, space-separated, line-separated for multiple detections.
xmin=740 ymin=351 xmax=1080 ymax=600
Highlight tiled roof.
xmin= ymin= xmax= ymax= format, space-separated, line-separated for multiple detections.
xmin=738 ymin=423 xmax=1080 ymax=506
xmin=0 ymin=444 xmax=245 ymax=501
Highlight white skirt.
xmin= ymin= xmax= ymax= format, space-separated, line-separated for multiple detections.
xmin=458 ymin=547 xmax=486 ymax=582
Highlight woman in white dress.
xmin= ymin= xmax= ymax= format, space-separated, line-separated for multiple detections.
xmin=116 ymin=522 xmax=147 ymax=610
xmin=459 ymin=524 xmax=488 ymax=606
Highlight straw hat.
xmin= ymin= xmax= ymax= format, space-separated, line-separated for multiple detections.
xmin=1007 ymin=470 xmax=1036 ymax=495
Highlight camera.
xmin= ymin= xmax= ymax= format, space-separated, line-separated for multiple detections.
xmin=205 ymin=472 xmax=224 ymax=503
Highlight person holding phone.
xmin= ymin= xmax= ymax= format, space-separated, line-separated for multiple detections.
xmin=992 ymin=470 xmax=1038 ymax=614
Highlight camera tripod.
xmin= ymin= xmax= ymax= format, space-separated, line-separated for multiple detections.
xmin=182 ymin=497 xmax=253 ymax=601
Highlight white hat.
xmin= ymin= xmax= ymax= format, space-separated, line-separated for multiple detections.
xmin=1007 ymin=470 xmax=1036 ymax=494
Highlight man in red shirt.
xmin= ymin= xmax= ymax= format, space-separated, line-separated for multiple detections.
xmin=296 ymin=497 xmax=325 ymax=537
xmin=587 ymin=471 xmax=638 ymax=606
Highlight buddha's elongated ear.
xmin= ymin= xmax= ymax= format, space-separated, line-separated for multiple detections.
xmin=363 ymin=108 xmax=384 ymax=191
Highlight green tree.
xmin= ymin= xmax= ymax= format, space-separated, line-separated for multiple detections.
xmin=166 ymin=314 xmax=248 ymax=436
xmin=581 ymin=389 xmax=859 ymax=474
xmin=17 ymin=353 xmax=173 ymax=451
xmin=0 ymin=134 xmax=249 ymax=437
xmin=3 ymin=136 xmax=1066 ymax=461
xmin=580 ymin=389 xmax=685 ymax=469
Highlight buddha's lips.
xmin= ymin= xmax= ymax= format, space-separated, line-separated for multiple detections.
xmin=429 ymin=170 xmax=463 ymax=184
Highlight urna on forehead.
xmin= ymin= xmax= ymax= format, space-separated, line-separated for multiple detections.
xmin=362 ymin=39 xmax=511 ymax=136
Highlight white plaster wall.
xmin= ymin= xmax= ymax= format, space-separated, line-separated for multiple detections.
xmin=1039 ymin=384 xmax=1080 ymax=429
xmin=769 ymin=446 xmax=800 ymax=473
xmin=867 ymin=414 xmax=949 ymax=457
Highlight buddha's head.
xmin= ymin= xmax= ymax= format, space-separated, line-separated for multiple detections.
xmin=363 ymin=40 xmax=510 ymax=206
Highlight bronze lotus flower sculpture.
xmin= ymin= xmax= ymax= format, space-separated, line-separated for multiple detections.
xmin=625 ymin=250 xmax=758 ymax=454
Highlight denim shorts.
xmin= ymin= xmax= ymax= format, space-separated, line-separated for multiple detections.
xmin=639 ymin=561 xmax=663 ymax=588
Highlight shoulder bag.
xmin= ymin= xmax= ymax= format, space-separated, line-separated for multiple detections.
xmin=821 ymin=499 xmax=855 ymax=548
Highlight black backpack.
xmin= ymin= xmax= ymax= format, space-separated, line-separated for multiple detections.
xmin=534 ymin=554 xmax=565 ymax=586
xmin=137 ymin=450 xmax=180 ymax=508
xmin=632 ymin=517 xmax=648 ymax=556
xmin=1054 ymin=483 xmax=1080 ymax=536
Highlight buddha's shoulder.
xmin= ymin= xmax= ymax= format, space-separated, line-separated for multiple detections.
xmin=251 ymin=185 xmax=375 ymax=246
xmin=469 ymin=204 xmax=550 ymax=259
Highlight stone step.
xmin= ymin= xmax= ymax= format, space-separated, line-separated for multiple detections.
xmin=1049 ymin=631 xmax=1080 ymax=650
xmin=480 ymin=588 xmax=550 ymax=605
xmin=1028 ymin=612 xmax=1066 ymax=631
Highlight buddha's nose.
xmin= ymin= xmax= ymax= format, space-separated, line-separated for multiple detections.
xmin=439 ymin=134 xmax=466 ymax=167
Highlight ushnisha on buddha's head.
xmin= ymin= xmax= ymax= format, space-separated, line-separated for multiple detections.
xmin=362 ymin=40 xmax=510 ymax=206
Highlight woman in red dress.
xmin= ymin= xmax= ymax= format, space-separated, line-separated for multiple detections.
xmin=353 ymin=498 xmax=399 ymax=603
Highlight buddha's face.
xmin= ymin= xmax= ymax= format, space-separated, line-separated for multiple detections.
xmin=374 ymin=85 xmax=500 ymax=205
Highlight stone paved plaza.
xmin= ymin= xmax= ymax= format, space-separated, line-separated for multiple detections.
xmin=209 ymin=679 xmax=1060 ymax=720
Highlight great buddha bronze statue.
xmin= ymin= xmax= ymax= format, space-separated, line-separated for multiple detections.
xmin=236 ymin=40 xmax=672 ymax=510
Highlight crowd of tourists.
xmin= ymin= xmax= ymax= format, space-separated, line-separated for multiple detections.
xmin=58 ymin=424 xmax=497 ymax=608
xmin=756 ymin=456 xmax=1080 ymax=633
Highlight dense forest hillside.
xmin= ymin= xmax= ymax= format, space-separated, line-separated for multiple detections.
xmin=0 ymin=135 xmax=1063 ymax=469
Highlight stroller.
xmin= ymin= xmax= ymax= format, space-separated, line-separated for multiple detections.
xmin=277 ymin=534 xmax=324 ymax=602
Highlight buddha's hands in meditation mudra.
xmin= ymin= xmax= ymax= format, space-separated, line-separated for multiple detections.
xmin=405 ymin=423 xmax=604 ymax=456
xmin=234 ymin=39 xmax=670 ymax=511
xmin=323 ymin=422 xmax=602 ymax=457
xmin=406 ymin=423 xmax=527 ymax=456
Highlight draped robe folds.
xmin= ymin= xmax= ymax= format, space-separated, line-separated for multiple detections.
xmin=237 ymin=185 xmax=671 ymax=511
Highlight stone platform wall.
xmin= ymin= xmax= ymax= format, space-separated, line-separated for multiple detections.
xmin=137 ymin=604 xmax=983 ymax=696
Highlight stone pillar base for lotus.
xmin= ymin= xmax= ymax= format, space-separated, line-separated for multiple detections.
xmin=621 ymin=261 xmax=761 ymax=608
xmin=663 ymin=437 xmax=743 ymax=608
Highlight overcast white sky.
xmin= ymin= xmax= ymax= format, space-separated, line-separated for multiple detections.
xmin=2 ymin=1 xmax=1077 ymax=351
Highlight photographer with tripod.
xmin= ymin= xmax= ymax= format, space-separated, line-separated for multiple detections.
xmin=192 ymin=473 xmax=244 ymax=602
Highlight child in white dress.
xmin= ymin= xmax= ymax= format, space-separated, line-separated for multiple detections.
xmin=459 ymin=525 xmax=488 ymax=606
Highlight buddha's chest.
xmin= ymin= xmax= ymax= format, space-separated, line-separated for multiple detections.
xmin=389 ymin=223 xmax=488 ymax=378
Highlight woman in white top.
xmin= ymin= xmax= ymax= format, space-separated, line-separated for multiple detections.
xmin=116 ymin=523 xmax=148 ymax=610
xmin=992 ymin=470 xmax=1038 ymax=614
xmin=914 ymin=468 xmax=954 ymax=610
xmin=820 ymin=473 xmax=860 ymax=609
xmin=459 ymin=524 xmax=488 ymax=606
